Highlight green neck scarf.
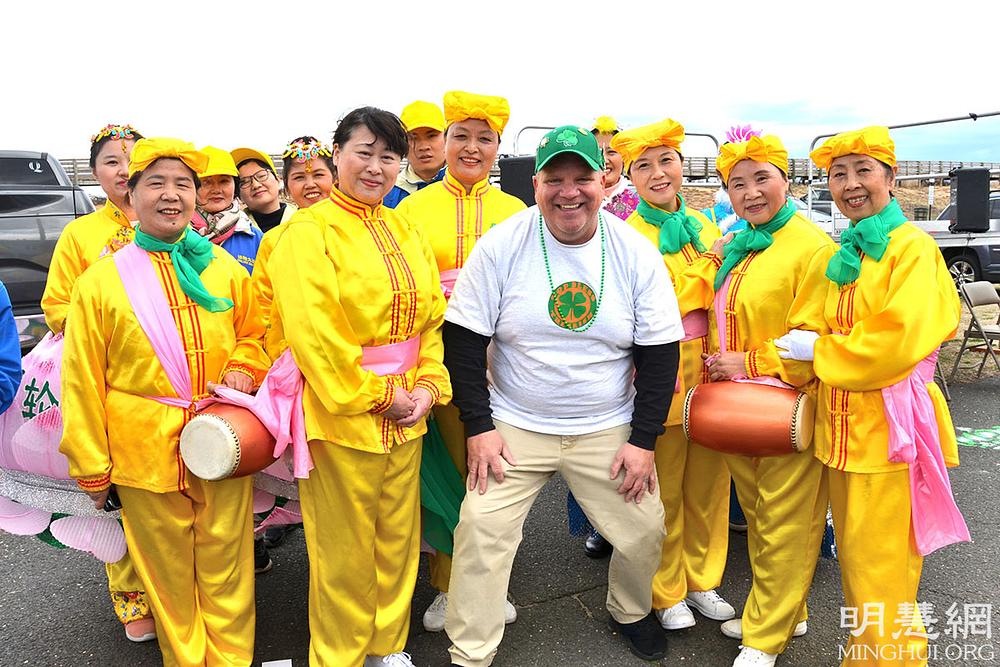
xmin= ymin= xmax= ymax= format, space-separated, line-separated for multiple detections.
xmin=714 ymin=199 xmax=796 ymax=291
xmin=636 ymin=195 xmax=706 ymax=255
xmin=134 ymin=228 xmax=234 ymax=312
xmin=825 ymin=198 xmax=906 ymax=287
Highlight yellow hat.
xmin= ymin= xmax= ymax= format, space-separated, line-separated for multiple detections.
xmin=716 ymin=135 xmax=788 ymax=184
xmin=230 ymin=147 xmax=276 ymax=172
xmin=809 ymin=126 xmax=896 ymax=170
xmin=443 ymin=90 xmax=510 ymax=135
xmin=128 ymin=137 xmax=209 ymax=178
xmin=197 ymin=146 xmax=239 ymax=178
xmin=400 ymin=101 xmax=445 ymax=133
xmin=610 ymin=118 xmax=685 ymax=172
xmin=592 ymin=116 xmax=619 ymax=135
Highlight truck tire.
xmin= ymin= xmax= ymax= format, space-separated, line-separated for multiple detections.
xmin=946 ymin=252 xmax=980 ymax=286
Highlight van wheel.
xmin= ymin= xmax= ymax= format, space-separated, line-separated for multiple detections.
xmin=947 ymin=252 xmax=980 ymax=286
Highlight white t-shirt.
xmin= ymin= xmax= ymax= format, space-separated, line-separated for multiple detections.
xmin=445 ymin=206 xmax=684 ymax=435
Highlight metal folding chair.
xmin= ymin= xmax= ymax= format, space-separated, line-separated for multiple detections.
xmin=948 ymin=281 xmax=1000 ymax=382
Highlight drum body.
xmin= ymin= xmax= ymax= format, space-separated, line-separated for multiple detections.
xmin=180 ymin=404 xmax=277 ymax=480
xmin=683 ymin=382 xmax=815 ymax=457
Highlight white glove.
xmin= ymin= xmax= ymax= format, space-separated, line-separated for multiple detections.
xmin=774 ymin=329 xmax=819 ymax=361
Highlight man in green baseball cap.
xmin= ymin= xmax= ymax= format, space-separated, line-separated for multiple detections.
xmin=441 ymin=123 xmax=683 ymax=665
xmin=534 ymin=124 xmax=605 ymax=173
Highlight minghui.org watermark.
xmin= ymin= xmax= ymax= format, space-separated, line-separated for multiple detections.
xmin=839 ymin=602 xmax=995 ymax=662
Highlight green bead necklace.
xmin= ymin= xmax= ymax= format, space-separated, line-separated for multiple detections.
xmin=538 ymin=211 xmax=606 ymax=332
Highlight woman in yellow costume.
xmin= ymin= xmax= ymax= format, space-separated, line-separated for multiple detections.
xmin=396 ymin=90 xmax=525 ymax=633
xmin=609 ymin=118 xmax=734 ymax=631
xmin=59 ymin=138 xmax=269 ymax=666
xmin=252 ymin=136 xmax=335 ymax=357
xmin=267 ymin=107 xmax=451 ymax=667
xmin=692 ymin=134 xmax=836 ymax=667
xmin=774 ymin=127 xmax=969 ymax=667
xmin=40 ymin=123 xmax=156 ymax=643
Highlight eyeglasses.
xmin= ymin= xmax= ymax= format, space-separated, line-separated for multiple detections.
xmin=239 ymin=170 xmax=272 ymax=189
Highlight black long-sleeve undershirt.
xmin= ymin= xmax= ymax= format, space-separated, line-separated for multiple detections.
xmin=443 ymin=321 xmax=680 ymax=450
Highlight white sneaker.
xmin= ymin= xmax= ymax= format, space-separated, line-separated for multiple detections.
xmin=364 ymin=653 xmax=414 ymax=667
xmin=655 ymin=600 xmax=696 ymax=630
xmin=504 ymin=598 xmax=517 ymax=624
xmin=733 ymin=646 xmax=777 ymax=666
xmin=422 ymin=592 xmax=449 ymax=632
xmin=686 ymin=589 xmax=737 ymax=621
xmin=422 ymin=591 xmax=517 ymax=632
xmin=721 ymin=618 xmax=808 ymax=640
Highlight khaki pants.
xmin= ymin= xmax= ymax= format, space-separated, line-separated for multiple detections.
xmin=446 ymin=421 xmax=666 ymax=667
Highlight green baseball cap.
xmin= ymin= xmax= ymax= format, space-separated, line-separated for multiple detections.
xmin=535 ymin=125 xmax=605 ymax=174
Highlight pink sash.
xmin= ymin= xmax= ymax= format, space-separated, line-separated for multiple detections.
xmin=361 ymin=336 xmax=421 ymax=376
xmin=674 ymin=310 xmax=711 ymax=392
xmin=680 ymin=310 xmax=709 ymax=342
xmin=881 ymin=351 xmax=970 ymax=555
xmin=113 ymin=243 xmax=314 ymax=478
xmin=439 ymin=268 xmax=461 ymax=299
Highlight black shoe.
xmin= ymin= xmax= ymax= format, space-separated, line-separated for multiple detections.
xmin=263 ymin=524 xmax=295 ymax=549
xmin=584 ymin=529 xmax=613 ymax=559
xmin=609 ymin=613 xmax=667 ymax=661
xmin=254 ymin=539 xmax=272 ymax=574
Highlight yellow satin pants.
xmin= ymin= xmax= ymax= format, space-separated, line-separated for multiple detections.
xmin=726 ymin=449 xmax=828 ymax=654
xmin=118 ymin=475 xmax=255 ymax=667
xmin=300 ymin=438 xmax=422 ymax=667
xmin=829 ymin=467 xmax=927 ymax=666
xmin=652 ymin=425 xmax=731 ymax=609
xmin=106 ymin=552 xmax=152 ymax=623
xmin=428 ymin=403 xmax=466 ymax=592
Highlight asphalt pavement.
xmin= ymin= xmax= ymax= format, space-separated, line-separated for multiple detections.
xmin=3 ymin=377 xmax=1000 ymax=666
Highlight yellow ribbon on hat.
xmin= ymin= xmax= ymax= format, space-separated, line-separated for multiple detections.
xmin=610 ymin=118 xmax=685 ymax=172
xmin=716 ymin=135 xmax=788 ymax=184
xmin=810 ymin=126 xmax=896 ymax=170
xmin=128 ymin=137 xmax=210 ymax=178
xmin=443 ymin=90 xmax=511 ymax=135
xmin=197 ymin=146 xmax=239 ymax=178
xmin=592 ymin=116 xmax=619 ymax=135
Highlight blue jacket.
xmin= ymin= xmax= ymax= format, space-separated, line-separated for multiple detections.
xmin=383 ymin=166 xmax=446 ymax=209
xmin=220 ymin=226 xmax=264 ymax=274
xmin=0 ymin=281 xmax=23 ymax=414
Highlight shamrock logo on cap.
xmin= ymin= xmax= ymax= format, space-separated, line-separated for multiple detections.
xmin=555 ymin=129 xmax=579 ymax=147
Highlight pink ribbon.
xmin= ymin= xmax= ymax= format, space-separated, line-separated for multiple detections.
xmin=440 ymin=268 xmax=461 ymax=299
xmin=113 ymin=244 xmax=315 ymax=478
xmin=674 ymin=310 xmax=711 ymax=392
xmin=361 ymin=336 xmax=421 ymax=376
xmin=881 ymin=350 xmax=970 ymax=555
xmin=680 ymin=310 xmax=709 ymax=342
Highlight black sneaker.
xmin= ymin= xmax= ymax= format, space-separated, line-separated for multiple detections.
xmin=609 ymin=613 xmax=667 ymax=661
xmin=584 ymin=529 xmax=613 ymax=559
xmin=254 ymin=539 xmax=273 ymax=574
xmin=263 ymin=524 xmax=296 ymax=549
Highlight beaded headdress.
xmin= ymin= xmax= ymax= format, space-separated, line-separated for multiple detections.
xmin=282 ymin=137 xmax=332 ymax=173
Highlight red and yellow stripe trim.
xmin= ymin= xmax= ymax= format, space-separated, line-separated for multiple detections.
xmin=76 ymin=472 xmax=112 ymax=492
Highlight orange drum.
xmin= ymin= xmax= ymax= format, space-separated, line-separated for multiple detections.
xmin=179 ymin=404 xmax=277 ymax=481
xmin=683 ymin=381 xmax=815 ymax=457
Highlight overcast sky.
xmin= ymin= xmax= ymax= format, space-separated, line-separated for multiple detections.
xmin=5 ymin=1 xmax=998 ymax=162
